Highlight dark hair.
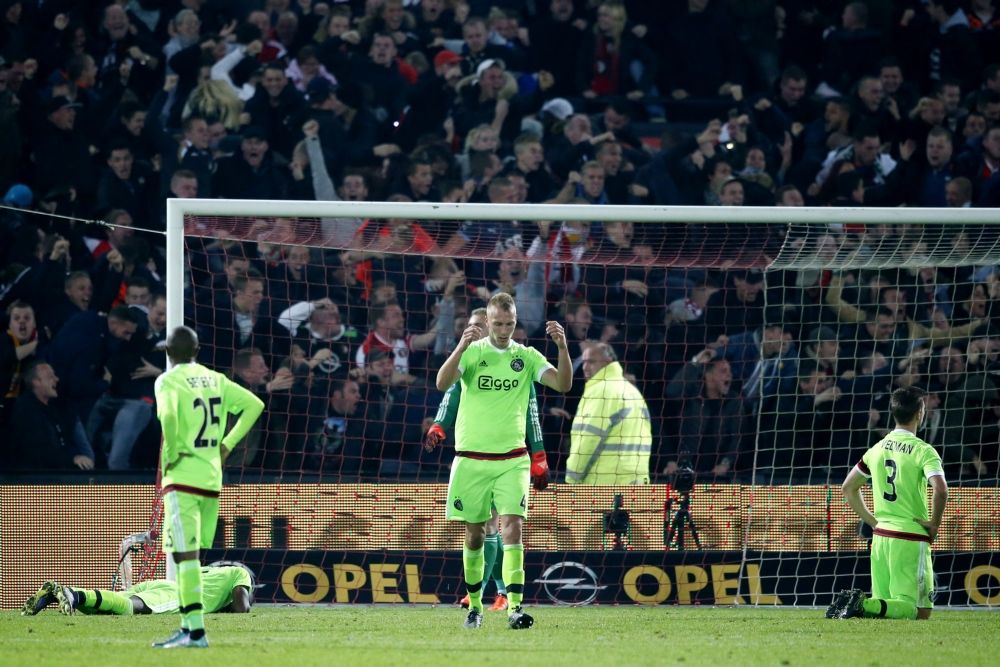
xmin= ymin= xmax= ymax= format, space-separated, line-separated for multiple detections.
xmin=780 ymin=64 xmax=808 ymax=83
xmin=21 ymin=360 xmax=50 ymax=388
xmin=852 ymin=122 xmax=880 ymax=142
xmin=890 ymin=386 xmax=925 ymax=425
xmin=125 ymin=276 xmax=150 ymax=291
xmin=108 ymin=305 xmax=139 ymax=324
xmin=232 ymin=347 xmax=265 ymax=373
xmin=369 ymin=300 xmax=400 ymax=327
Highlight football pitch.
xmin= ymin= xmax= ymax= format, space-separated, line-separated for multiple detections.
xmin=1 ymin=606 xmax=995 ymax=666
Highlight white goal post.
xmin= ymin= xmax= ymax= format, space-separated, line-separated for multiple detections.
xmin=164 ymin=198 xmax=1000 ymax=337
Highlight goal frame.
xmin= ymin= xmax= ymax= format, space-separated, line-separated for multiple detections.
xmin=164 ymin=198 xmax=998 ymax=338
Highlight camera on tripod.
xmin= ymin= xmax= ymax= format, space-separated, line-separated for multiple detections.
xmin=674 ymin=456 xmax=696 ymax=494
xmin=664 ymin=454 xmax=701 ymax=550
xmin=603 ymin=494 xmax=631 ymax=550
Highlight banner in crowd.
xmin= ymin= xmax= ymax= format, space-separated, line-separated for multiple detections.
xmin=204 ymin=549 xmax=1000 ymax=607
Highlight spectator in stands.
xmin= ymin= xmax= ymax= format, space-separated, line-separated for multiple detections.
xmin=956 ymin=125 xmax=1000 ymax=202
xmin=213 ymin=126 xmax=290 ymax=200
xmin=945 ymin=176 xmax=974 ymax=207
xmin=306 ymin=377 xmax=365 ymax=475
xmin=664 ymin=355 xmax=746 ymax=480
xmin=545 ymin=113 xmax=611 ymax=181
xmin=44 ymin=305 xmax=139 ymax=425
xmin=8 ymin=361 xmax=95 ymax=470
xmin=704 ymin=269 xmax=765 ymax=340
xmin=229 ymin=347 xmax=295 ymax=471
xmin=244 ymin=62 xmax=305 ymax=160
xmin=899 ymin=126 xmax=958 ymax=206
xmin=31 ymin=95 xmax=96 ymax=207
xmin=710 ymin=317 xmax=797 ymax=403
xmin=88 ymin=303 xmax=163 ymax=470
xmin=350 ymin=32 xmax=408 ymax=140
xmin=453 ymin=58 xmax=547 ymax=146
xmin=930 ymin=345 xmax=996 ymax=480
xmin=457 ymin=15 xmax=525 ymax=77
xmin=814 ymin=123 xmax=899 ymax=206
xmin=96 ymin=144 xmax=156 ymax=223
xmin=358 ymin=348 xmax=418 ymax=477
xmin=41 ymin=271 xmax=92 ymax=339
xmin=595 ymin=140 xmax=633 ymax=204
xmin=851 ymin=76 xmax=900 ymax=147
xmin=502 ymin=134 xmax=557 ymax=203
xmin=277 ymin=298 xmax=359 ymax=385
xmin=577 ymin=1 xmax=658 ymax=104
xmin=663 ymin=0 xmax=743 ymax=110
xmin=197 ymin=272 xmax=282 ymax=372
xmin=529 ymin=0 xmax=585 ymax=98
xmin=356 ymin=301 xmax=436 ymax=381
xmin=818 ymin=2 xmax=883 ymax=97
xmin=266 ymin=245 xmax=329 ymax=311
xmin=0 ymin=300 xmax=41 ymax=432
xmin=879 ymin=58 xmax=919 ymax=117
xmin=567 ymin=342 xmax=652 ymax=484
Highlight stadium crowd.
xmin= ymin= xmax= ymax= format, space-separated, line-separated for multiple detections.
xmin=0 ymin=0 xmax=999 ymax=485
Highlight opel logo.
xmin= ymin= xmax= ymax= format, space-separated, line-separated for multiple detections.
xmin=533 ymin=561 xmax=606 ymax=606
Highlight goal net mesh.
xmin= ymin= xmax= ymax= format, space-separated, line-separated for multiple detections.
xmin=169 ymin=211 xmax=1000 ymax=607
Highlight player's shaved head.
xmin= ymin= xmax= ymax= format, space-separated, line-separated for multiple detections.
xmin=166 ymin=326 xmax=199 ymax=363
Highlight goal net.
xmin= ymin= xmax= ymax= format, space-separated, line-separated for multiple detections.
xmin=153 ymin=201 xmax=1000 ymax=607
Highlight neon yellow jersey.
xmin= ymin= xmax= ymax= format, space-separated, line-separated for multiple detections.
xmin=155 ymin=363 xmax=264 ymax=493
xmin=454 ymin=339 xmax=553 ymax=454
xmin=858 ymin=428 xmax=944 ymax=536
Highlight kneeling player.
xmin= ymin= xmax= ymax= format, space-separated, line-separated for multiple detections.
xmin=22 ymin=564 xmax=254 ymax=617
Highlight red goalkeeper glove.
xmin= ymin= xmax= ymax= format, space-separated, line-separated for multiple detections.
xmin=424 ymin=423 xmax=446 ymax=451
xmin=530 ymin=451 xmax=550 ymax=491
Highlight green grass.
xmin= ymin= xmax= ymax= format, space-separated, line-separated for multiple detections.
xmin=1 ymin=606 xmax=996 ymax=666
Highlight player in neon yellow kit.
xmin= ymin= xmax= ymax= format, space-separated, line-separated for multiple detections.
xmin=830 ymin=386 xmax=948 ymax=620
xmin=152 ymin=326 xmax=264 ymax=648
xmin=435 ymin=293 xmax=571 ymax=630
xmin=22 ymin=564 xmax=253 ymax=616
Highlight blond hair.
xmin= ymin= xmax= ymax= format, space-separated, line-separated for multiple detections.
xmin=487 ymin=292 xmax=516 ymax=312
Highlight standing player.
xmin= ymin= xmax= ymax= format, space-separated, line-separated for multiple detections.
xmin=22 ymin=564 xmax=254 ymax=616
xmin=152 ymin=326 xmax=264 ymax=648
xmin=424 ymin=308 xmax=550 ymax=613
xmin=829 ymin=386 xmax=947 ymax=620
xmin=436 ymin=293 xmax=571 ymax=630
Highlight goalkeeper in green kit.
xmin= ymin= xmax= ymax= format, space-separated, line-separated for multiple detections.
xmin=22 ymin=564 xmax=254 ymax=616
xmin=152 ymin=326 xmax=264 ymax=648
xmin=829 ymin=386 xmax=948 ymax=620
xmin=424 ymin=308 xmax=550 ymax=613
xmin=435 ymin=293 xmax=571 ymax=630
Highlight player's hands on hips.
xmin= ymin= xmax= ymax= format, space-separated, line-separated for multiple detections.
xmin=545 ymin=321 xmax=567 ymax=350
xmin=530 ymin=451 xmax=550 ymax=491
xmin=915 ymin=518 xmax=939 ymax=542
xmin=424 ymin=423 xmax=446 ymax=451
xmin=458 ymin=323 xmax=482 ymax=351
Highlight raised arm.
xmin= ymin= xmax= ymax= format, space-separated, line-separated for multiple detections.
xmin=436 ymin=323 xmax=481 ymax=392
xmin=539 ymin=321 xmax=572 ymax=393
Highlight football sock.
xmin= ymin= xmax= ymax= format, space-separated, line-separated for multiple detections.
xmin=501 ymin=543 xmax=524 ymax=612
xmin=81 ymin=589 xmax=133 ymax=615
xmin=463 ymin=545 xmax=485 ymax=613
xmin=492 ymin=536 xmax=507 ymax=594
xmin=482 ymin=534 xmax=499 ymax=596
xmin=863 ymin=597 xmax=917 ymax=619
xmin=177 ymin=560 xmax=205 ymax=638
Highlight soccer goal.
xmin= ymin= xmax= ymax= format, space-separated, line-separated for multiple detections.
xmin=138 ymin=200 xmax=1000 ymax=609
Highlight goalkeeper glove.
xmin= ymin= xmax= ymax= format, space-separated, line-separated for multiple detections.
xmin=424 ymin=423 xmax=446 ymax=451
xmin=530 ymin=451 xmax=550 ymax=491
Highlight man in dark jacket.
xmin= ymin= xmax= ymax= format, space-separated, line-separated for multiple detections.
xmin=44 ymin=306 xmax=139 ymax=425
xmin=8 ymin=361 xmax=95 ymax=470
xmin=212 ymin=126 xmax=290 ymax=200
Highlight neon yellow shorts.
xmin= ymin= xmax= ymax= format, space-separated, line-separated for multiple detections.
xmin=870 ymin=535 xmax=934 ymax=610
xmin=162 ymin=490 xmax=219 ymax=553
xmin=446 ymin=454 xmax=530 ymax=523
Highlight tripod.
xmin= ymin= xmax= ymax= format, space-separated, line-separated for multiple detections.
xmin=665 ymin=491 xmax=701 ymax=550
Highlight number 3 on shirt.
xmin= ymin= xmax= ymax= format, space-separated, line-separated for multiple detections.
xmin=883 ymin=458 xmax=898 ymax=502
xmin=193 ymin=397 xmax=222 ymax=448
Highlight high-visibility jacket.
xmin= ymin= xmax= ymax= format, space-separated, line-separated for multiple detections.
xmin=567 ymin=362 xmax=652 ymax=484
